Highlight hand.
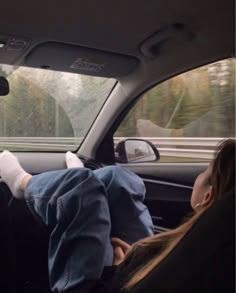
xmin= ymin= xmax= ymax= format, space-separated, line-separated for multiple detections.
xmin=112 ymin=237 xmax=131 ymax=266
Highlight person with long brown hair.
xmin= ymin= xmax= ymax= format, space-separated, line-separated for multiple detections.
xmin=0 ymin=139 xmax=234 ymax=293
xmin=111 ymin=138 xmax=235 ymax=291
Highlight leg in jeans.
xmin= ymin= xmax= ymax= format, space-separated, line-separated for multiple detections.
xmin=64 ymin=152 xmax=153 ymax=243
xmin=94 ymin=166 xmax=154 ymax=244
xmin=25 ymin=168 xmax=113 ymax=293
xmin=0 ymin=151 xmax=153 ymax=292
xmin=25 ymin=166 xmax=153 ymax=292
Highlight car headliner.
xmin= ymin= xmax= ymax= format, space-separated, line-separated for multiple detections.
xmin=1 ymin=0 xmax=234 ymax=84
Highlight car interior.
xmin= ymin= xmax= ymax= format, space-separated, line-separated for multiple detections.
xmin=0 ymin=0 xmax=235 ymax=292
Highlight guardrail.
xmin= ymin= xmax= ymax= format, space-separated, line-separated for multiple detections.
xmin=114 ymin=137 xmax=226 ymax=147
xmin=0 ymin=137 xmax=82 ymax=151
xmin=114 ymin=137 xmax=230 ymax=159
xmin=0 ymin=137 xmax=231 ymax=159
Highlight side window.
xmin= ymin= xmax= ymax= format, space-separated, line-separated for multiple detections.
xmin=115 ymin=58 xmax=235 ymax=162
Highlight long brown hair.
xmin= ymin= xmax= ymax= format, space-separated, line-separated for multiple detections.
xmin=124 ymin=139 xmax=235 ymax=290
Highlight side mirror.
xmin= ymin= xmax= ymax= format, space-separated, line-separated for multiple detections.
xmin=0 ymin=77 xmax=9 ymax=96
xmin=115 ymin=138 xmax=160 ymax=163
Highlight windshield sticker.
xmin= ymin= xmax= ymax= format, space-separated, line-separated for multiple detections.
xmin=70 ymin=58 xmax=106 ymax=72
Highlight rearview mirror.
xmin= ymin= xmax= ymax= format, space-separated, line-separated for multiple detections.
xmin=0 ymin=77 xmax=9 ymax=96
xmin=115 ymin=138 xmax=160 ymax=163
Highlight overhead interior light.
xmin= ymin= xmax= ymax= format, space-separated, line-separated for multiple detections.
xmin=0 ymin=41 xmax=6 ymax=48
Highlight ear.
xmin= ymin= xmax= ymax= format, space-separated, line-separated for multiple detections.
xmin=201 ymin=186 xmax=213 ymax=207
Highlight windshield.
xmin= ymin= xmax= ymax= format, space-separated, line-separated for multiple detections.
xmin=0 ymin=64 xmax=116 ymax=151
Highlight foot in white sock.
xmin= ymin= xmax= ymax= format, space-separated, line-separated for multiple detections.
xmin=0 ymin=150 xmax=29 ymax=199
xmin=65 ymin=151 xmax=84 ymax=168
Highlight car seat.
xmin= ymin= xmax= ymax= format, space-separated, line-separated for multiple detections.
xmin=129 ymin=190 xmax=235 ymax=293
xmin=0 ymin=183 xmax=51 ymax=293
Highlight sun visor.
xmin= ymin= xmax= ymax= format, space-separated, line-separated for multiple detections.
xmin=25 ymin=42 xmax=139 ymax=77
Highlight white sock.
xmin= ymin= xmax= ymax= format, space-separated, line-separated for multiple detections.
xmin=0 ymin=150 xmax=29 ymax=199
xmin=65 ymin=151 xmax=84 ymax=168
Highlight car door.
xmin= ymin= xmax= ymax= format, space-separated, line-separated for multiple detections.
xmin=111 ymin=58 xmax=235 ymax=231
xmin=121 ymin=162 xmax=205 ymax=231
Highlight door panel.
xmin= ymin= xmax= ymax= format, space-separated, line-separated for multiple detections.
xmin=143 ymin=178 xmax=192 ymax=230
xmin=122 ymin=162 xmax=208 ymax=230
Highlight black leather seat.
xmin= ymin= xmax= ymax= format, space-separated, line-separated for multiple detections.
xmin=130 ymin=191 xmax=235 ymax=293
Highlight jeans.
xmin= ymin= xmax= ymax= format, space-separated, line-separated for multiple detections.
xmin=25 ymin=166 xmax=154 ymax=293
